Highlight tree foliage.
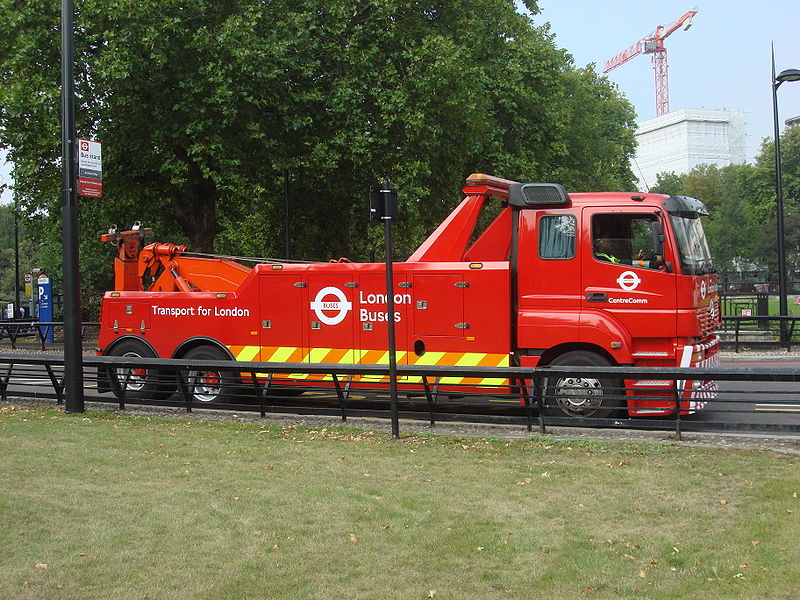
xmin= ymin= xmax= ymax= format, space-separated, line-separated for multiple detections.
xmin=0 ymin=0 xmax=638 ymax=317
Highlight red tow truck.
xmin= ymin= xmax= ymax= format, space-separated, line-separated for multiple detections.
xmin=97 ymin=173 xmax=720 ymax=417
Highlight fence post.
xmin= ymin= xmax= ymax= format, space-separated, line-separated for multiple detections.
xmin=422 ymin=375 xmax=437 ymax=427
xmin=535 ymin=371 xmax=546 ymax=435
xmin=673 ymin=379 xmax=682 ymax=441
xmin=0 ymin=363 xmax=13 ymax=401
xmin=331 ymin=374 xmax=348 ymax=422
xmin=174 ymin=369 xmax=193 ymax=413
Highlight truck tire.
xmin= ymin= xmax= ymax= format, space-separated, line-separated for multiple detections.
xmin=543 ymin=351 xmax=624 ymax=418
xmin=183 ymin=345 xmax=238 ymax=403
xmin=106 ymin=339 xmax=175 ymax=400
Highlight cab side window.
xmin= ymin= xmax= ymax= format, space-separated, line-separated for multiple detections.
xmin=539 ymin=215 xmax=576 ymax=259
xmin=593 ymin=213 xmax=663 ymax=269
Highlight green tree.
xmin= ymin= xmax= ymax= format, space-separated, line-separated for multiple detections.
xmin=650 ymin=171 xmax=684 ymax=196
xmin=1 ymin=0 xmax=638 ymax=316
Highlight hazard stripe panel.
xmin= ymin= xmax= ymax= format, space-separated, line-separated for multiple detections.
xmin=231 ymin=346 xmax=510 ymax=386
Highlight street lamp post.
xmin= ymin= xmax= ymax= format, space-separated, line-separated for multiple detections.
xmin=771 ymin=53 xmax=800 ymax=341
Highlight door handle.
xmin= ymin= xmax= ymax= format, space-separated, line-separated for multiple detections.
xmin=587 ymin=292 xmax=607 ymax=302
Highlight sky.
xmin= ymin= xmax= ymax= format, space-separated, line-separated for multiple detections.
xmin=528 ymin=0 xmax=800 ymax=161
xmin=1 ymin=0 xmax=799 ymax=203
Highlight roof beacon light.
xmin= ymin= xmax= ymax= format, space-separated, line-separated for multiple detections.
xmin=465 ymin=173 xmax=518 ymax=189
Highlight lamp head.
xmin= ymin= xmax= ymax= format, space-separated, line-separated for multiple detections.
xmin=776 ymin=68 xmax=800 ymax=84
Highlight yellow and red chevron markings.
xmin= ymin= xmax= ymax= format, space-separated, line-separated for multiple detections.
xmin=227 ymin=345 xmax=510 ymax=386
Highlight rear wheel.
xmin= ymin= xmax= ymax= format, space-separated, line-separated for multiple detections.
xmin=183 ymin=345 xmax=238 ymax=403
xmin=544 ymin=351 xmax=624 ymax=418
xmin=106 ymin=339 xmax=175 ymax=400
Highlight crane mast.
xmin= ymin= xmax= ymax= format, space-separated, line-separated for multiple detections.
xmin=603 ymin=8 xmax=697 ymax=117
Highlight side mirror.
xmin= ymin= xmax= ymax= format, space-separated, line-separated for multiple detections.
xmin=650 ymin=221 xmax=664 ymax=256
xmin=651 ymin=221 xmax=671 ymax=272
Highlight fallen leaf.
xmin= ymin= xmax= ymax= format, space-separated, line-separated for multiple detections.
xmin=349 ymin=534 xmax=359 ymax=543
xmin=719 ymin=499 xmax=728 ymax=505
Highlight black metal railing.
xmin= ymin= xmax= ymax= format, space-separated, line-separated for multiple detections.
xmin=0 ymin=353 xmax=797 ymax=440
xmin=0 ymin=320 xmax=100 ymax=351
xmin=721 ymin=315 xmax=800 ymax=352
xmin=4 ymin=318 xmax=799 ymax=353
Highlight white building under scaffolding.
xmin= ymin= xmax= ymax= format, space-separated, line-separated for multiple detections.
xmin=633 ymin=109 xmax=747 ymax=192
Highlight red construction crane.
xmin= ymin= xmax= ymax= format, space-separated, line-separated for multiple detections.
xmin=603 ymin=8 xmax=698 ymax=117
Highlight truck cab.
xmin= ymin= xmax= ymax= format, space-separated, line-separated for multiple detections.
xmin=460 ymin=175 xmax=720 ymax=416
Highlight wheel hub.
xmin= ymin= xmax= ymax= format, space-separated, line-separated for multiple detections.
xmin=190 ymin=370 xmax=221 ymax=402
xmin=116 ymin=351 xmax=147 ymax=392
xmin=553 ymin=377 xmax=603 ymax=416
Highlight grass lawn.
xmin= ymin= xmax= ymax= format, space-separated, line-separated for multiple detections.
xmin=1 ymin=404 xmax=798 ymax=599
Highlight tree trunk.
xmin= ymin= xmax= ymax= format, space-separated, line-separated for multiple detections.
xmin=171 ymin=155 xmax=218 ymax=253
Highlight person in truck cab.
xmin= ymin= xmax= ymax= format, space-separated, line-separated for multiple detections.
xmin=594 ymin=237 xmax=621 ymax=263
xmin=594 ymin=232 xmax=663 ymax=269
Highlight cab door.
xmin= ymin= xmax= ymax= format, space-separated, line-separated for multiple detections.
xmin=581 ymin=209 xmax=677 ymax=345
xmin=515 ymin=209 xmax=582 ymax=351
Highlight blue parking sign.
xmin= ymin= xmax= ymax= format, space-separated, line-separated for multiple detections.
xmin=37 ymin=274 xmax=54 ymax=342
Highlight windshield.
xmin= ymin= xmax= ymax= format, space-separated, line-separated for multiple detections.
xmin=669 ymin=213 xmax=715 ymax=275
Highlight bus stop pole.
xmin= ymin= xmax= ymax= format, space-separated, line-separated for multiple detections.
xmin=61 ymin=0 xmax=84 ymax=413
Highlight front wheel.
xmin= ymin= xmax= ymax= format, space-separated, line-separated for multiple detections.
xmin=182 ymin=345 xmax=238 ymax=403
xmin=543 ymin=351 xmax=624 ymax=418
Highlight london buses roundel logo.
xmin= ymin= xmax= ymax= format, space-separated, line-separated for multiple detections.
xmin=616 ymin=270 xmax=641 ymax=291
xmin=310 ymin=286 xmax=352 ymax=325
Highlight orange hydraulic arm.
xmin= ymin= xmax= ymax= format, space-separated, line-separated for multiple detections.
xmin=140 ymin=243 xmax=252 ymax=293
xmin=100 ymin=223 xmax=154 ymax=291
xmin=101 ymin=224 xmax=251 ymax=293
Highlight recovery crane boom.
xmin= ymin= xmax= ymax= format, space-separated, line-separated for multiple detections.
xmin=101 ymin=223 xmax=251 ymax=293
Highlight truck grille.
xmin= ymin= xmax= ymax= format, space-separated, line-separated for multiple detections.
xmin=697 ymin=300 xmax=720 ymax=336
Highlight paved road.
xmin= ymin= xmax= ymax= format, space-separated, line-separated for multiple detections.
xmin=692 ymin=354 xmax=800 ymax=427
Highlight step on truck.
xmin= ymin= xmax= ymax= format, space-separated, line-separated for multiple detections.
xmin=97 ymin=173 xmax=720 ymax=417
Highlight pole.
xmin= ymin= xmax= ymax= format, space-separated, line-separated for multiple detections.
xmin=384 ymin=203 xmax=400 ymax=439
xmin=772 ymin=48 xmax=789 ymax=342
xmin=369 ymin=182 xmax=400 ymax=438
xmin=13 ymin=197 xmax=20 ymax=320
xmin=61 ymin=0 xmax=84 ymax=412
xmin=283 ymin=168 xmax=291 ymax=260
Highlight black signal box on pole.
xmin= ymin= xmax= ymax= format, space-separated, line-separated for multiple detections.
xmin=369 ymin=183 xmax=398 ymax=223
